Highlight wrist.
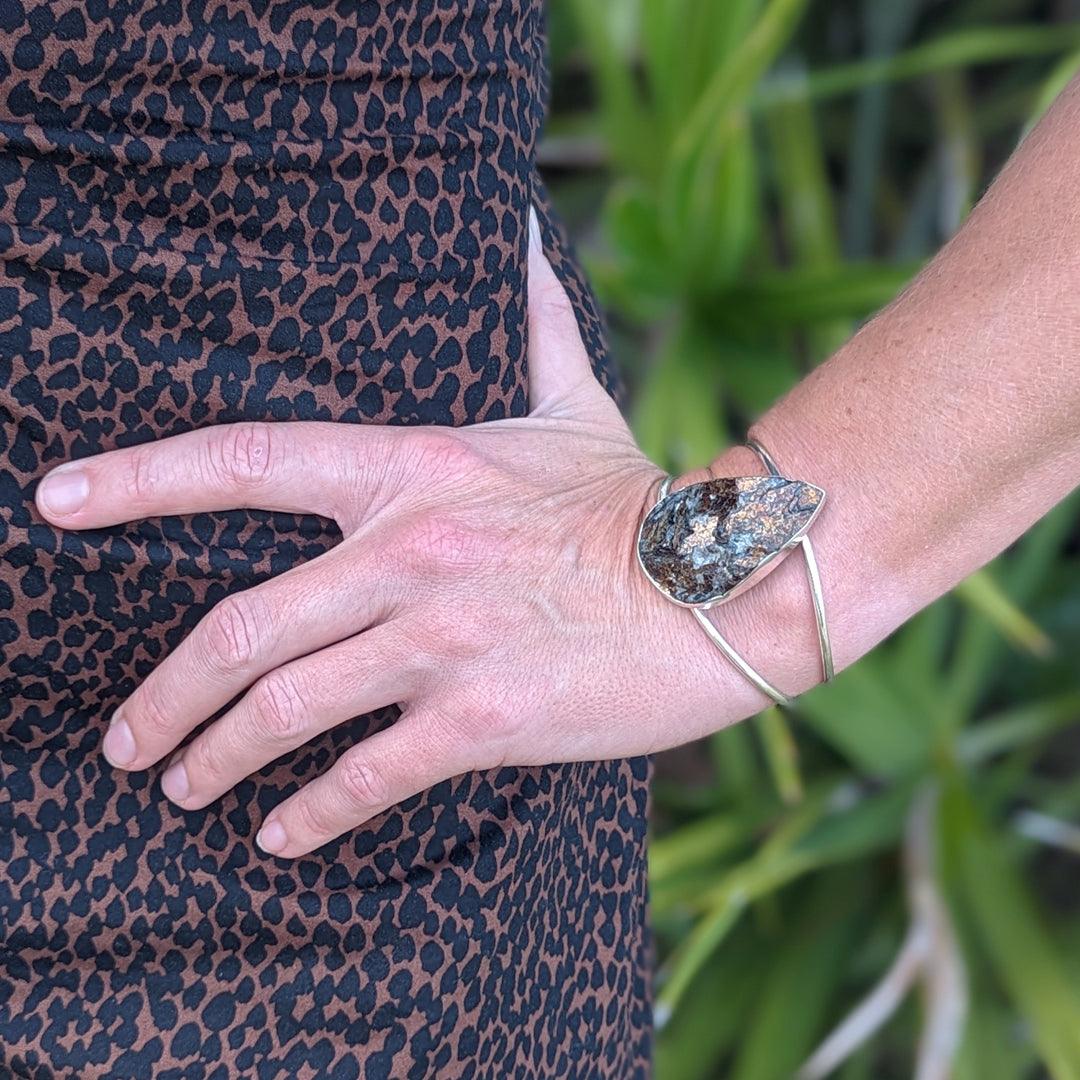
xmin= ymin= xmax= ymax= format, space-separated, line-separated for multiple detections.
xmin=630 ymin=437 xmax=855 ymax=736
xmin=625 ymin=456 xmax=791 ymax=732
xmin=621 ymin=450 xmax=820 ymax=737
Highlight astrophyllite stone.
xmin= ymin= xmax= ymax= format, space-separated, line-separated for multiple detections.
xmin=637 ymin=476 xmax=825 ymax=606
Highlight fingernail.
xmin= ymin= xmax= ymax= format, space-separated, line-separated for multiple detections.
xmin=257 ymin=820 xmax=287 ymax=854
xmin=37 ymin=467 xmax=89 ymax=515
xmin=161 ymin=759 xmax=190 ymax=803
xmin=528 ymin=204 xmax=541 ymax=250
xmin=102 ymin=711 xmax=137 ymax=768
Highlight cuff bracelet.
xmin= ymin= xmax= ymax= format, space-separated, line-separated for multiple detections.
xmin=635 ymin=438 xmax=833 ymax=707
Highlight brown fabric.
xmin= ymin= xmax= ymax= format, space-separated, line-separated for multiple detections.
xmin=0 ymin=2 xmax=651 ymax=1077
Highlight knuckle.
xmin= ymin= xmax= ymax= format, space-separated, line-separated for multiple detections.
xmin=432 ymin=690 xmax=501 ymax=742
xmin=123 ymin=444 xmax=162 ymax=505
xmin=407 ymin=429 xmax=483 ymax=483
xmin=472 ymin=700 xmax=514 ymax=741
xmin=132 ymin=683 xmax=173 ymax=740
xmin=291 ymin=792 xmax=336 ymax=842
xmin=458 ymin=688 xmax=522 ymax=745
xmin=413 ymin=693 xmax=513 ymax=771
xmin=206 ymin=421 xmax=278 ymax=489
xmin=201 ymin=592 xmax=269 ymax=675
xmin=423 ymin=700 xmax=473 ymax=747
xmin=184 ymin=732 xmax=224 ymax=788
xmin=406 ymin=609 xmax=492 ymax=666
xmin=396 ymin=511 xmax=491 ymax=576
xmin=337 ymin=753 xmax=390 ymax=809
xmin=251 ymin=669 xmax=309 ymax=743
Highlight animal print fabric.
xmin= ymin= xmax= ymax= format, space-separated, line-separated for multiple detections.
xmin=0 ymin=2 xmax=651 ymax=1077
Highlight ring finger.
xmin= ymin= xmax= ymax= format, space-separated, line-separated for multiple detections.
xmin=159 ymin=619 xmax=422 ymax=810
xmin=106 ymin=535 xmax=400 ymax=771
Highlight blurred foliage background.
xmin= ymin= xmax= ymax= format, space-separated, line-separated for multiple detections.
xmin=541 ymin=1 xmax=1080 ymax=1077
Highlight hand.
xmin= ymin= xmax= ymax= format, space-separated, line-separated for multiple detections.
xmin=34 ymin=210 xmax=744 ymax=858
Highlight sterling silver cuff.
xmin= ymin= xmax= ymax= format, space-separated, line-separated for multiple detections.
xmin=636 ymin=439 xmax=833 ymax=707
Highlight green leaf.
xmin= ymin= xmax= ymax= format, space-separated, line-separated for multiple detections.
xmin=597 ymin=181 xmax=681 ymax=313
xmin=718 ymin=263 xmax=917 ymax=325
xmin=764 ymin=84 xmax=840 ymax=269
xmin=604 ymin=181 xmax=667 ymax=270
xmin=710 ymin=720 xmax=763 ymax=809
xmin=842 ymin=0 xmax=922 ymax=259
xmin=757 ymin=24 xmax=1080 ymax=106
xmin=731 ymin=869 xmax=874 ymax=1080
xmin=953 ymin=569 xmax=1055 ymax=659
xmin=762 ymin=68 xmax=851 ymax=358
xmin=891 ymin=603 xmax=952 ymax=692
xmin=955 ymin=994 xmax=1041 ymax=1080
xmin=942 ymin=781 xmax=1080 ymax=1078
xmin=795 ymin=659 xmax=939 ymax=776
xmin=654 ymin=927 xmax=765 ymax=1080
xmin=716 ymin=342 xmax=801 ymax=417
xmin=631 ymin=317 xmax=730 ymax=470
xmin=642 ymin=0 xmax=763 ymax=140
xmin=565 ymin=0 xmax=657 ymax=178
xmin=789 ymin=780 xmax=911 ymax=867
xmin=666 ymin=115 xmax=761 ymax=289
xmin=948 ymin=491 xmax=1079 ymax=718
xmin=756 ymin=706 xmax=804 ymax=805
xmin=672 ymin=0 xmax=811 ymax=164
xmin=958 ymin=692 xmax=1080 ymax=764
xmin=650 ymin=799 xmax=782 ymax=916
xmin=661 ymin=0 xmax=808 ymax=286
xmin=656 ymin=783 xmax=908 ymax=1018
xmin=1024 ymin=48 xmax=1080 ymax=135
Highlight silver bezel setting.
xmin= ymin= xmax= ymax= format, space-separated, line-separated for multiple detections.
xmin=635 ymin=475 xmax=826 ymax=610
xmin=635 ymin=443 xmax=834 ymax=707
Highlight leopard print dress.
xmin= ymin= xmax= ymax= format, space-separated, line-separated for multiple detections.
xmin=0 ymin=2 xmax=652 ymax=1076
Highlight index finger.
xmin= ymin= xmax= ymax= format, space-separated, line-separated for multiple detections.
xmin=34 ymin=420 xmax=383 ymax=528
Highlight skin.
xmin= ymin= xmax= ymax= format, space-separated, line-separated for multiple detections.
xmin=34 ymin=80 xmax=1080 ymax=859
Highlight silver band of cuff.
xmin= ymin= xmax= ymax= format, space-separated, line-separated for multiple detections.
xmin=746 ymin=438 xmax=834 ymax=685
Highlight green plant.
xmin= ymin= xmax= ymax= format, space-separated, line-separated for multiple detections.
xmin=545 ymin=1 xmax=1080 ymax=1075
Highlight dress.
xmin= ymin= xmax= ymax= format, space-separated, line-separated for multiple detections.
xmin=0 ymin=2 xmax=652 ymax=1076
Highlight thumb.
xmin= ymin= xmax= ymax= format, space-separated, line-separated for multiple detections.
xmin=526 ymin=205 xmax=614 ymax=421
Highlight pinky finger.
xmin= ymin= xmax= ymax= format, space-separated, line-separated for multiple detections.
xmin=256 ymin=706 xmax=468 ymax=858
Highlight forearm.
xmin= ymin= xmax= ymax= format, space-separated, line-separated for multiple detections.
xmin=695 ymin=76 xmax=1080 ymax=705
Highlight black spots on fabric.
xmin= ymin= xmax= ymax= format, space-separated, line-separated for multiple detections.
xmin=0 ymin=1 xmax=643 ymax=1074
